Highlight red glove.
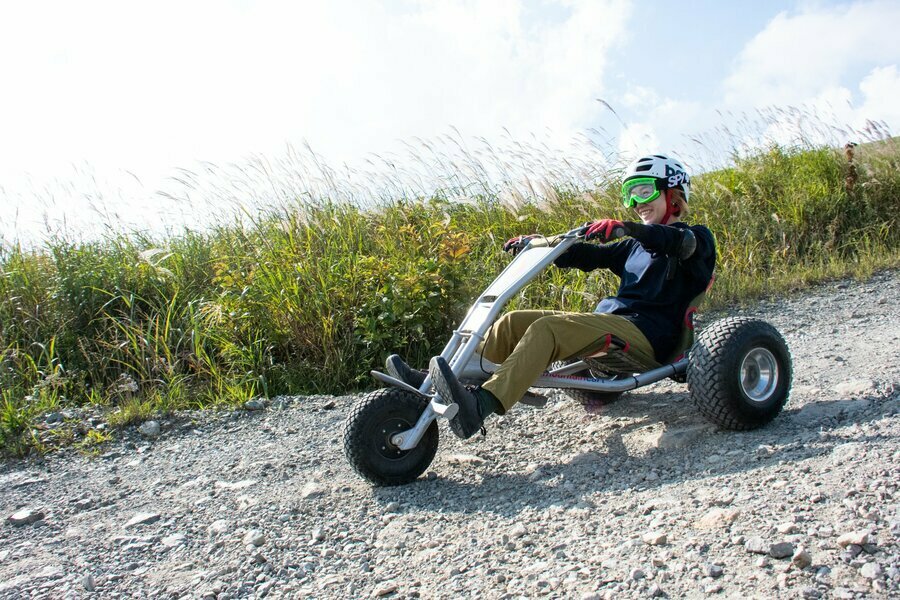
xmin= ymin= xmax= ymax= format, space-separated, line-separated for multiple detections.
xmin=502 ymin=234 xmax=539 ymax=256
xmin=584 ymin=219 xmax=625 ymax=243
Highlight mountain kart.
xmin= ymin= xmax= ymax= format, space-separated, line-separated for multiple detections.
xmin=343 ymin=226 xmax=792 ymax=486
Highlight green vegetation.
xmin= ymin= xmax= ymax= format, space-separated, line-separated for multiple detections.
xmin=2 ymin=140 xmax=899 ymax=457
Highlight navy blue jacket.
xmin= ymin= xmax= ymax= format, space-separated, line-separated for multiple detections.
xmin=554 ymin=222 xmax=716 ymax=361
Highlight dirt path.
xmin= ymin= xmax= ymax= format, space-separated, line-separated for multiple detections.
xmin=2 ymin=270 xmax=899 ymax=599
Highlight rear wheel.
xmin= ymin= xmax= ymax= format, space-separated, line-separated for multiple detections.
xmin=688 ymin=317 xmax=792 ymax=430
xmin=343 ymin=388 xmax=438 ymax=486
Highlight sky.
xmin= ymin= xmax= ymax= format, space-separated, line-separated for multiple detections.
xmin=2 ymin=0 xmax=899 ymax=243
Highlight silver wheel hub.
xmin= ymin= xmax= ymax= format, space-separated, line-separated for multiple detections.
xmin=740 ymin=347 xmax=779 ymax=403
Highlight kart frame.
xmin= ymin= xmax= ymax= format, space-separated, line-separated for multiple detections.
xmin=369 ymin=226 xmax=688 ymax=451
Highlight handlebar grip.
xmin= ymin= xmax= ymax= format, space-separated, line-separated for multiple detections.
xmin=610 ymin=226 xmax=625 ymax=240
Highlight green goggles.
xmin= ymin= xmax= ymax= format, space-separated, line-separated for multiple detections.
xmin=621 ymin=177 xmax=661 ymax=208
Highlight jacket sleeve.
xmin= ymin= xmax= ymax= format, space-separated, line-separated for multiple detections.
xmin=624 ymin=222 xmax=714 ymax=262
xmin=553 ymin=241 xmax=630 ymax=276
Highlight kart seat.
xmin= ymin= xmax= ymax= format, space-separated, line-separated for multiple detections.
xmin=581 ymin=277 xmax=714 ymax=376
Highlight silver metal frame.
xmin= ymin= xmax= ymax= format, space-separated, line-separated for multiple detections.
xmin=379 ymin=227 xmax=682 ymax=451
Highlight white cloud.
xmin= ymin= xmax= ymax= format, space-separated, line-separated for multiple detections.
xmin=0 ymin=0 xmax=632 ymax=179
xmin=0 ymin=0 xmax=634 ymax=242
xmin=858 ymin=64 xmax=900 ymax=128
xmin=724 ymin=1 xmax=900 ymax=108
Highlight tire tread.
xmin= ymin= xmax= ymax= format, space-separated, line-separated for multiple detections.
xmin=688 ymin=317 xmax=792 ymax=430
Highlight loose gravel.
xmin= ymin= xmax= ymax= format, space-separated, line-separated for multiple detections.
xmin=1 ymin=270 xmax=899 ymax=599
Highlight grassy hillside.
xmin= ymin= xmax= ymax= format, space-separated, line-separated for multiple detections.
xmin=2 ymin=141 xmax=899 ymax=456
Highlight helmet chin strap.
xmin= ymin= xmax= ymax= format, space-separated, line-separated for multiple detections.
xmin=661 ymin=189 xmax=679 ymax=225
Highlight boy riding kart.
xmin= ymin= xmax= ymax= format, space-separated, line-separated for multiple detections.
xmin=386 ymin=154 xmax=716 ymax=438
xmin=346 ymin=152 xmax=790 ymax=486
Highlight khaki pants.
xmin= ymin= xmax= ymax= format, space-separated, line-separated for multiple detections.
xmin=477 ymin=310 xmax=656 ymax=413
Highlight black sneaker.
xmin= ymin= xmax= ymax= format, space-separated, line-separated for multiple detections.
xmin=429 ymin=356 xmax=485 ymax=440
xmin=385 ymin=354 xmax=427 ymax=389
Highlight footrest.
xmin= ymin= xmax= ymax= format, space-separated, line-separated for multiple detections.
xmin=430 ymin=400 xmax=459 ymax=420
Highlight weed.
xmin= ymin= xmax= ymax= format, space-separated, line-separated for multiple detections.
xmin=76 ymin=429 xmax=112 ymax=456
xmin=1 ymin=131 xmax=899 ymax=457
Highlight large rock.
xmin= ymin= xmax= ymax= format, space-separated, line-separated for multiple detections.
xmin=7 ymin=508 xmax=45 ymax=526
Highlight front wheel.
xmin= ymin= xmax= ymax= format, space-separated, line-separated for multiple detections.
xmin=343 ymin=387 xmax=438 ymax=486
xmin=688 ymin=317 xmax=792 ymax=430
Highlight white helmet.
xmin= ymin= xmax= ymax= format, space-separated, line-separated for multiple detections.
xmin=623 ymin=154 xmax=691 ymax=203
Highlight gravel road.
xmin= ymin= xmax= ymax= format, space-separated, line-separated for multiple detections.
xmin=2 ymin=270 xmax=899 ymax=599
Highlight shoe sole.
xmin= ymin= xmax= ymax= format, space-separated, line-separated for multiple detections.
xmin=385 ymin=355 xmax=427 ymax=389
xmin=429 ymin=357 xmax=481 ymax=440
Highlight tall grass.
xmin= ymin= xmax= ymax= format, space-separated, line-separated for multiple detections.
xmin=1 ymin=133 xmax=899 ymax=457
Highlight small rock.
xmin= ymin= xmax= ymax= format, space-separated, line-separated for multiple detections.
xmin=705 ymin=563 xmax=724 ymax=578
xmin=837 ymin=530 xmax=870 ymax=547
xmin=384 ymin=501 xmax=401 ymax=513
xmin=312 ymin=528 xmax=326 ymax=542
xmin=756 ymin=444 xmax=777 ymax=457
xmin=137 ymin=421 xmax=161 ymax=438
xmin=321 ymin=399 xmax=336 ymax=410
xmin=82 ymin=574 xmax=96 ymax=591
xmin=769 ymin=542 xmax=794 ymax=559
xmin=834 ymin=379 xmax=875 ymax=397
xmin=74 ymin=498 xmax=94 ymax=511
xmin=7 ymin=508 xmax=45 ymax=526
xmin=859 ymin=562 xmax=883 ymax=580
xmin=446 ymin=453 xmax=486 ymax=465
xmin=800 ymin=587 xmax=821 ymax=599
xmin=792 ymin=548 xmax=813 ymax=569
xmin=696 ymin=508 xmax=741 ymax=529
xmin=745 ymin=536 xmax=768 ymax=554
xmin=300 ymin=482 xmax=325 ymax=499
xmin=629 ymin=568 xmax=646 ymax=581
xmin=243 ymin=530 xmax=265 ymax=547
xmin=642 ymin=531 xmax=667 ymax=546
xmin=243 ymin=399 xmax=265 ymax=411
xmin=161 ymin=533 xmax=186 ymax=548
xmin=45 ymin=412 xmax=64 ymax=424
xmin=776 ymin=522 xmax=799 ymax=534
xmin=209 ymin=520 xmax=230 ymax=535
xmin=125 ymin=512 xmax=161 ymax=527
xmin=648 ymin=582 xmax=664 ymax=597
xmin=651 ymin=424 xmax=711 ymax=450
xmin=374 ymin=582 xmax=398 ymax=596
xmin=214 ymin=479 xmax=257 ymax=490
xmin=510 ymin=523 xmax=527 ymax=539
